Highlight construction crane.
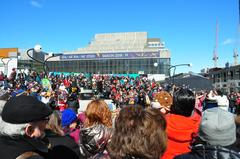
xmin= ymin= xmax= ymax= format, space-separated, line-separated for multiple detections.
xmin=233 ymin=48 xmax=238 ymax=66
xmin=233 ymin=0 xmax=240 ymax=66
xmin=213 ymin=20 xmax=219 ymax=68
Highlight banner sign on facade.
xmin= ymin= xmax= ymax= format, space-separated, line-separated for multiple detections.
xmin=60 ymin=52 xmax=160 ymax=60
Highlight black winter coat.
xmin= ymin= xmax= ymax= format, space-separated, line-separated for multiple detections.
xmin=45 ymin=130 xmax=80 ymax=159
xmin=0 ymin=135 xmax=48 ymax=159
xmin=174 ymin=144 xmax=240 ymax=159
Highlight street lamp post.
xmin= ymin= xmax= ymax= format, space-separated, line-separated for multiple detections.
xmin=26 ymin=45 xmax=43 ymax=64
xmin=0 ymin=57 xmax=12 ymax=75
xmin=26 ymin=44 xmax=45 ymax=72
xmin=43 ymin=53 xmax=63 ymax=75
xmin=154 ymin=62 xmax=158 ymax=74
xmin=26 ymin=45 xmax=63 ymax=75
xmin=0 ymin=57 xmax=11 ymax=65
xmin=168 ymin=63 xmax=192 ymax=85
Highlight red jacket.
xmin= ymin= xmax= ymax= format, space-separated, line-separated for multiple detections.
xmin=0 ymin=74 xmax=4 ymax=81
xmin=161 ymin=111 xmax=201 ymax=159
xmin=63 ymin=79 xmax=71 ymax=88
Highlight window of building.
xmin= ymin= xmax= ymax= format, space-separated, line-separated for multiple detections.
xmin=230 ymin=71 xmax=234 ymax=80
xmin=217 ymin=74 xmax=221 ymax=82
xmin=238 ymin=69 xmax=240 ymax=80
xmin=223 ymin=72 xmax=226 ymax=82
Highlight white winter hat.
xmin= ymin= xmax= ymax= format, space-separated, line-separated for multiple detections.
xmin=151 ymin=101 xmax=161 ymax=109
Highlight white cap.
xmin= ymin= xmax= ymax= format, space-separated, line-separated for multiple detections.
xmin=151 ymin=102 xmax=161 ymax=109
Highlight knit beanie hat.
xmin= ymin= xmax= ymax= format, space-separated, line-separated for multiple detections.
xmin=61 ymin=109 xmax=77 ymax=127
xmin=199 ymin=107 xmax=236 ymax=146
xmin=2 ymin=95 xmax=52 ymax=124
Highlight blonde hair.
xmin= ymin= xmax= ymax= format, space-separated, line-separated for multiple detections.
xmin=46 ymin=111 xmax=64 ymax=136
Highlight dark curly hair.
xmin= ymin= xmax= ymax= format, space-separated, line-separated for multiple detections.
xmin=107 ymin=105 xmax=167 ymax=159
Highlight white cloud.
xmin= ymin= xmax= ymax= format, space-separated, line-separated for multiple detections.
xmin=221 ymin=38 xmax=235 ymax=45
xmin=30 ymin=0 xmax=43 ymax=8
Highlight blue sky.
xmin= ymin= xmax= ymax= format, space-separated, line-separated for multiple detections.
xmin=0 ymin=0 xmax=239 ymax=73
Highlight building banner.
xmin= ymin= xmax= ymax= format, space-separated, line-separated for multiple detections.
xmin=60 ymin=52 xmax=160 ymax=60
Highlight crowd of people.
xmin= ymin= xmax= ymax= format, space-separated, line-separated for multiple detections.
xmin=0 ymin=68 xmax=240 ymax=158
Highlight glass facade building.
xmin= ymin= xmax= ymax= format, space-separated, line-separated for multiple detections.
xmin=47 ymin=32 xmax=171 ymax=76
xmin=48 ymin=58 xmax=170 ymax=75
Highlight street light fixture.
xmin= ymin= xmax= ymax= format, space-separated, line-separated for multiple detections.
xmin=168 ymin=63 xmax=192 ymax=84
xmin=26 ymin=44 xmax=44 ymax=64
xmin=26 ymin=45 xmax=63 ymax=75
xmin=43 ymin=53 xmax=63 ymax=74
xmin=153 ymin=62 xmax=159 ymax=74
xmin=153 ymin=62 xmax=158 ymax=67
xmin=0 ymin=57 xmax=12 ymax=75
xmin=0 ymin=57 xmax=12 ymax=66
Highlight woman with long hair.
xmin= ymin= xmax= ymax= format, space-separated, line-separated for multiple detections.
xmin=79 ymin=99 xmax=112 ymax=158
xmin=107 ymin=105 xmax=167 ymax=159
xmin=45 ymin=110 xmax=81 ymax=159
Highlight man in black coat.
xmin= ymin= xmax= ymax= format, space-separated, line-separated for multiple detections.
xmin=0 ymin=95 xmax=52 ymax=159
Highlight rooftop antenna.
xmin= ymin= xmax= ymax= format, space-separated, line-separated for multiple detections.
xmin=213 ymin=20 xmax=219 ymax=67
